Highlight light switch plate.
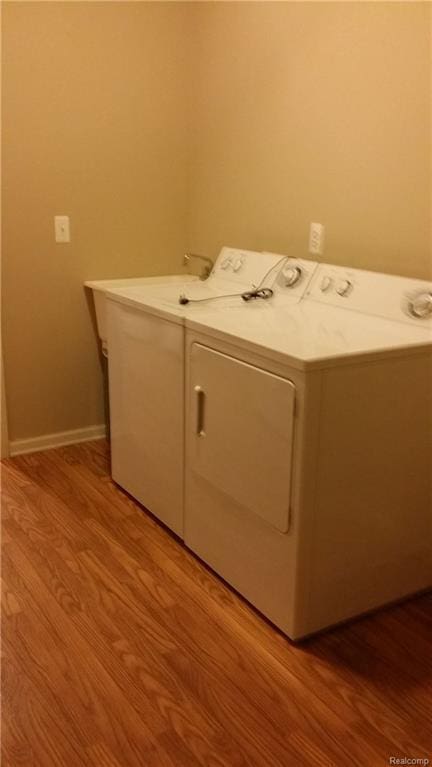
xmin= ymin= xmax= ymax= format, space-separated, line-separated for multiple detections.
xmin=54 ymin=215 xmax=70 ymax=243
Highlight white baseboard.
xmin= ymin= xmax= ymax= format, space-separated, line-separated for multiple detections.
xmin=9 ymin=424 xmax=107 ymax=457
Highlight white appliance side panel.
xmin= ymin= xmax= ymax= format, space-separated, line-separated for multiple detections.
xmin=189 ymin=344 xmax=296 ymax=533
xmin=305 ymin=352 xmax=432 ymax=635
xmin=107 ymin=300 xmax=184 ymax=536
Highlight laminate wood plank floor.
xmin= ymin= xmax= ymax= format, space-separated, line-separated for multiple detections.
xmin=2 ymin=440 xmax=431 ymax=767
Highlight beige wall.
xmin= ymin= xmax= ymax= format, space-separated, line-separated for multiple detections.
xmin=2 ymin=2 xmax=191 ymax=442
xmin=2 ymin=2 xmax=431 ymax=443
xmin=188 ymin=2 xmax=431 ymax=278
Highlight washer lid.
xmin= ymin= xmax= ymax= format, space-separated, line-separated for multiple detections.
xmin=103 ymin=248 xmax=293 ymax=322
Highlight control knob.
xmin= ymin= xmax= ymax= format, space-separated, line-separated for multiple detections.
xmin=320 ymin=276 xmax=333 ymax=292
xmin=233 ymin=256 xmax=243 ymax=272
xmin=409 ymin=292 xmax=432 ymax=319
xmin=282 ymin=266 xmax=302 ymax=287
xmin=336 ymin=279 xmax=353 ymax=297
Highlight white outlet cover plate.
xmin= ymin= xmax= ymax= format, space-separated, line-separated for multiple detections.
xmin=309 ymin=222 xmax=324 ymax=255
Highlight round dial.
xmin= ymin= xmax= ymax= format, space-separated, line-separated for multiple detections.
xmin=220 ymin=256 xmax=232 ymax=270
xmin=320 ymin=276 xmax=332 ymax=293
xmin=336 ymin=279 xmax=353 ymax=297
xmin=409 ymin=292 xmax=432 ymax=318
xmin=283 ymin=266 xmax=302 ymax=287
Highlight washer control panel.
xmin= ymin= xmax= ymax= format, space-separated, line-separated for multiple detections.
xmin=306 ymin=264 xmax=432 ymax=326
xmin=220 ymin=252 xmax=244 ymax=272
xmin=281 ymin=264 xmax=302 ymax=287
xmin=271 ymin=256 xmax=318 ymax=300
xmin=212 ymin=248 xmax=318 ymax=299
xmin=212 ymin=247 xmax=285 ymax=287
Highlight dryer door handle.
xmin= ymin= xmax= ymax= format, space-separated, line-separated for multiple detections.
xmin=194 ymin=385 xmax=206 ymax=437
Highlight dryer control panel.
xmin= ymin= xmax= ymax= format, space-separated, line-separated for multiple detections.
xmin=306 ymin=264 xmax=432 ymax=327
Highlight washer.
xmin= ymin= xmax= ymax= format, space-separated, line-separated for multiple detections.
xmin=183 ymin=264 xmax=432 ymax=638
xmin=104 ymin=248 xmax=318 ymax=536
xmin=85 ymin=273 xmax=199 ymax=355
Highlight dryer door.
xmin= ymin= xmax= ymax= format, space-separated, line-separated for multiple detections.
xmin=187 ymin=343 xmax=296 ymax=533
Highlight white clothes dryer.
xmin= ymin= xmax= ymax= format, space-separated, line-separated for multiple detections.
xmin=183 ymin=265 xmax=432 ymax=638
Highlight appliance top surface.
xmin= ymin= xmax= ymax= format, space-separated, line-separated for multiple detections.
xmin=104 ymin=249 xmax=317 ymax=321
xmin=84 ymin=274 xmax=199 ymax=291
xmin=185 ymin=265 xmax=432 ymax=370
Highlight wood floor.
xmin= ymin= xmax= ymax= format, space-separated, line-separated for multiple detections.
xmin=2 ymin=440 xmax=431 ymax=767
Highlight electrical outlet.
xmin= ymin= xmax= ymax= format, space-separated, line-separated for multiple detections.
xmin=309 ymin=222 xmax=325 ymax=255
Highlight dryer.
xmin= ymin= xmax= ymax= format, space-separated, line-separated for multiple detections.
xmin=184 ymin=265 xmax=432 ymax=638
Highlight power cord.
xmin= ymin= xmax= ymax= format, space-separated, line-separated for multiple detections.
xmin=178 ymin=255 xmax=287 ymax=306
xmin=179 ymin=291 xmax=244 ymax=305
xmin=241 ymin=287 xmax=274 ymax=302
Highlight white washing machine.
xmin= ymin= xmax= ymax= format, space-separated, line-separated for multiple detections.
xmin=85 ymin=273 xmax=199 ymax=354
xmin=183 ymin=265 xmax=432 ymax=638
xmin=105 ymin=248 xmax=318 ymax=536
